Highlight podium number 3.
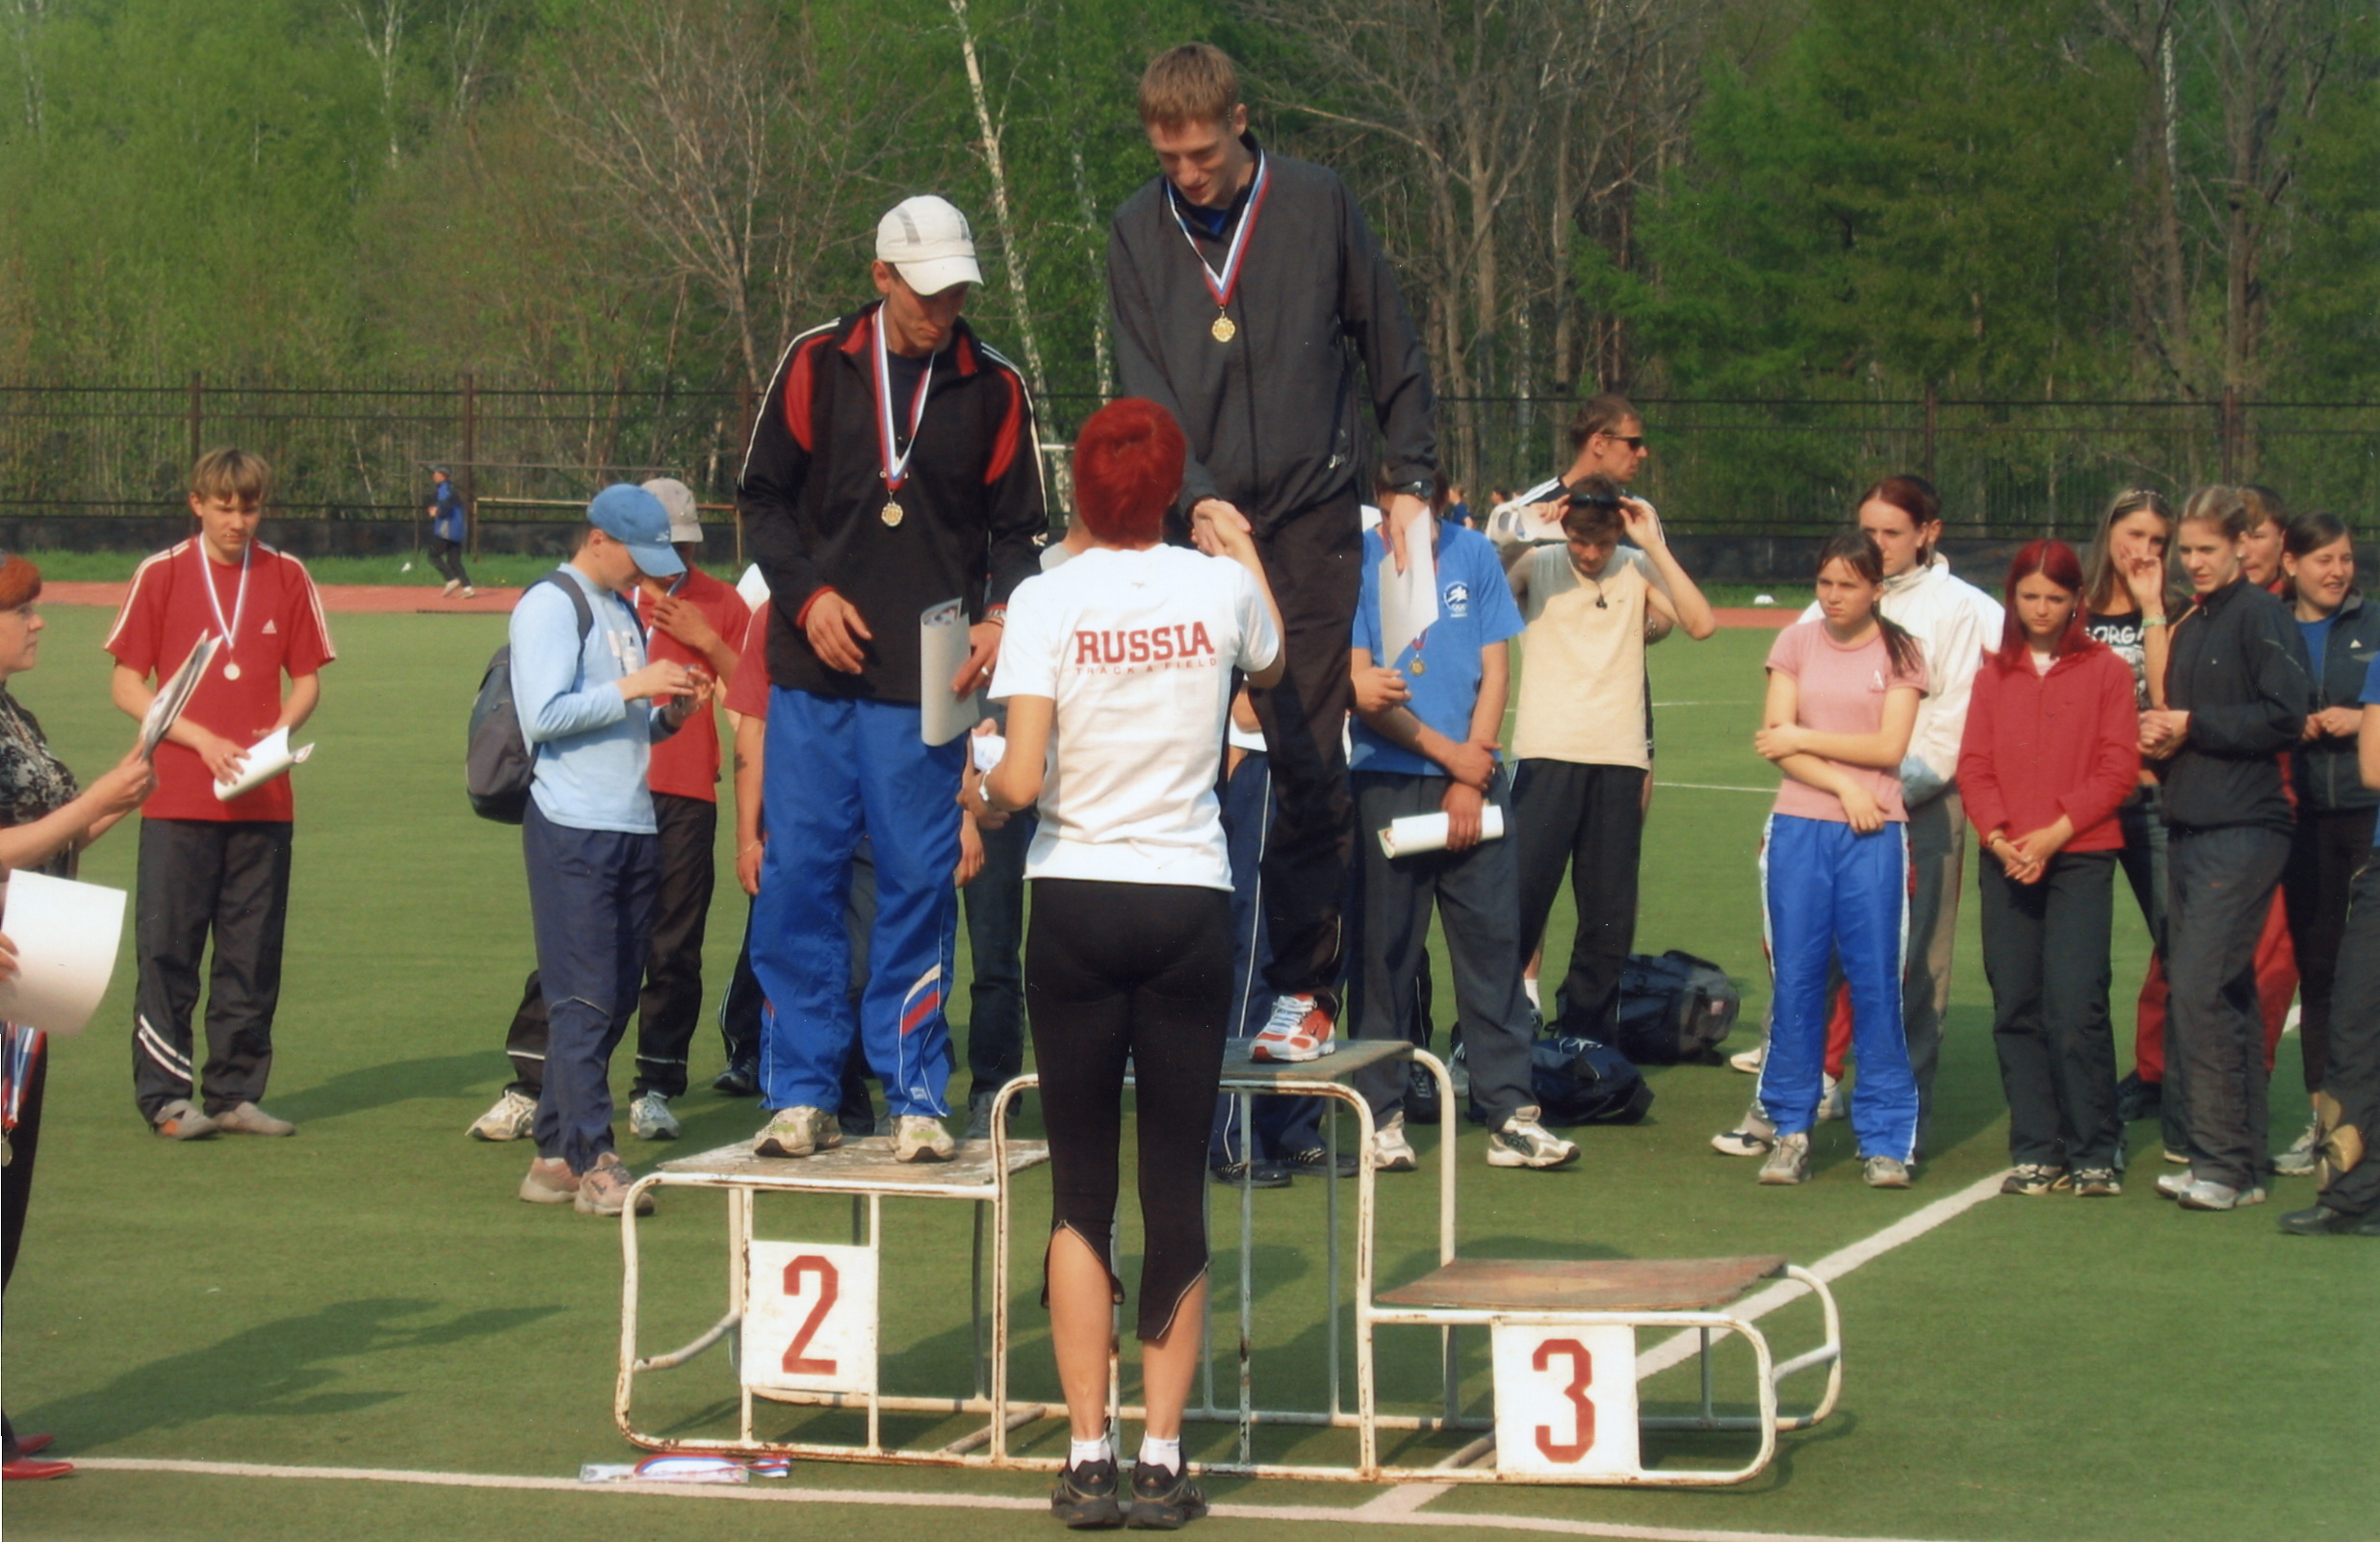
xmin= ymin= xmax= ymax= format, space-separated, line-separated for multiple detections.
xmin=780 ymin=1255 xmax=841 ymax=1375
xmin=1531 ymin=1338 xmax=1594 ymax=1462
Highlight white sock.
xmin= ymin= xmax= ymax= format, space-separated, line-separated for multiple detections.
xmin=1069 ymin=1434 xmax=1112 ymax=1468
xmin=1522 ymin=977 xmax=1541 ymax=1011
xmin=1138 ymin=1434 xmax=1181 ymax=1473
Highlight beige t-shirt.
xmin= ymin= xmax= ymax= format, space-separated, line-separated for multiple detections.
xmin=1513 ymin=546 xmax=1660 ymax=769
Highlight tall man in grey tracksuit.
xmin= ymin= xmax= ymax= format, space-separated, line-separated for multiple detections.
xmin=1106 ymin=42 xmax=1437 ymax=1057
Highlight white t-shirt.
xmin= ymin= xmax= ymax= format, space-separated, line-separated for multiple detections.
xmin=991 ymin=545 xmax=1281 ymax=890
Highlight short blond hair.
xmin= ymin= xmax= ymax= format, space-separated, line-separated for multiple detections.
xmin=1139 ymin=43 xmax=1240 ymax=128
xmin=190 ymin=447 xmax=272 ymax=507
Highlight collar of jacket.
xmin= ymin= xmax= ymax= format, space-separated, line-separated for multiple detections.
xmin=1883 ymin=553 xmax=1951 ymax=598
xmin=2188 ymin=577 xmax=2248 ymax=617
xmin=831 ymin=302 xmax=984 ymax=378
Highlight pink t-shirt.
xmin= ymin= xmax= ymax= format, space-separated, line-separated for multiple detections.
xmin=1765 ymin=619 xmax=1928 ymax=825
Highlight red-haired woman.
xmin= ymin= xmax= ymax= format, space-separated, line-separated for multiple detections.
xmin=970 ymin=398 xmax=1284 ymax=1529
xmin=1958 ymin=541 xmax=2141 ymax=1196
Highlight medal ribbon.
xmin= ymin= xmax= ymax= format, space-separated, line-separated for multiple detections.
xmin=870 ymin=305 xmax=937 ymax=498
xmin=194 ymin=536 xmax=252 ymax=659
xmin=1168 ymin=150 xmax=1271 ymax=311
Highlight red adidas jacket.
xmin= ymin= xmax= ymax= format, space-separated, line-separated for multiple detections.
xmin=1957 ymin=638 xmax=2140 ymax=852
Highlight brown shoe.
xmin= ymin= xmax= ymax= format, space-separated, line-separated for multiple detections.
xmin=574 ymin=1153 xmax=655 ymax=1217
xmin=214 ymin=1101 xmax=297 ymax=1137
xmin=519 ymin=1156 xmax=579 ymax=1204
xmin=151 ymin=1099 xmax=218 ymax=1141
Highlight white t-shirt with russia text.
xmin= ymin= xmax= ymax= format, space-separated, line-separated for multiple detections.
xmin=991 ymin=545 xmax=1281 ymax=890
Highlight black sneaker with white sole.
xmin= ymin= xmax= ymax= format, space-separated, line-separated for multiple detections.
xmin=1049 ymin=1456 xmax=1123 ymax=1529
xmin=1127 ymin=1460 xmax=1207 ymax=1529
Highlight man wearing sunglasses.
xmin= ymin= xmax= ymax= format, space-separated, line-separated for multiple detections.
xmin=1486 ymin=395 xmax=1654 ymax=558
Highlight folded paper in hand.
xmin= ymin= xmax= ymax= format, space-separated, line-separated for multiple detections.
xmin=139 ymin=634 xmax=220 ymax=759
xmin=1378 ymin=803 xmax=1506 ymax=859
xmin=918 ymin=599 xmax=984 ymax=747
xmin=215 ymin=726 xmax=315 ymax=802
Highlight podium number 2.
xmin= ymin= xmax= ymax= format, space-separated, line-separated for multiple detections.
xmin=1531 ymin=1338 xmax=1594 ymax=1462
xmin=780 ymin=1255 xmax=841 ymax=1375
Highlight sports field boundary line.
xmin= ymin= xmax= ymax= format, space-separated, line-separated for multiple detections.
xmin=71 ymin=1456 xmax=1979 ymax=1542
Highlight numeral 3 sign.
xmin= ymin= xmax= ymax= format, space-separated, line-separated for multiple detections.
xmin=1489 ymin=1324 xmax=1639 ymax=1477
xmin=744 ymin=1241 xmax=877 ymax=1395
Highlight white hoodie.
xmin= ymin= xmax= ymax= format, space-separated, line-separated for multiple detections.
xmin=1799 ymin=553 xmax=2003 ymax=806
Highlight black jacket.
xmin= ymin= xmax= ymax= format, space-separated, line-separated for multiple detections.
xmin=738 ymin=307 xmax=1046 ymax=703
xmin=2158 ymin=578 xmax=2315 ymax=832
xmin=1106 ymin=141 xmax=1436 ymax=531
xmin=2294 ymin=590 xmax=2380 ymax=815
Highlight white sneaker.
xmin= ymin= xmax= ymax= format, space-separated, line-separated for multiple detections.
xmin=469 ymin=1089 xmax=538 ymax=1142
xmin=1369 ymin=1112 xmax=1417 ymax=1172
xmin=892 ymin=1114 xmax=955 ymax=1163
xmin=628 ymin=1091 xmax=681 ymax=1141
xmin=2155 ymin=1166 xmax=2194 ymax=1199
xmin=753 ymin=1106 xmax=841 ymax=1158
xmin=441 ymin=578 xmax=461 ymax=597
xmin=2272 ymin=1117 xmax=2320 ymax=1177
xmin=1252 ymin=993 xmax=1335 ymax=1062
xmin=1727 ymin=1041 xmax=1767 ymax=1075
xmin=1711 ymin=1095 xmax=1777 ymax=1157
xmin=1758 ymin=1132 xmax=1812 ymax=1185
xmin=460 ymin=585 xmax=478 ymax=598
xmin=1488 ymin=1106 xmax=1579 ymax=1169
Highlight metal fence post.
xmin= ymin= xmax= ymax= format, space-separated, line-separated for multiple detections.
xmin=462 ymin=372 xmax=479 ymax=558
xmin=187 ymin=372 xmax=203 ymax=469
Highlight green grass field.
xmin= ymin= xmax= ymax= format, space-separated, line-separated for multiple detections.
xmin=4 ymin=602 xmax=2371 ymax=1542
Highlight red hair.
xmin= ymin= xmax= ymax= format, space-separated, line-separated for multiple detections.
xmin=1073 ymin=398 xmax=1184 ymax=546
xmin=1996 ymin=539 xmax=2095 ymax=666
xmin=0 ymin=554 xmax=41 ymax=609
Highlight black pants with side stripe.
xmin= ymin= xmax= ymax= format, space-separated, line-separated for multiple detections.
xmin=130 ymin=817 xmax=293 ymax=1120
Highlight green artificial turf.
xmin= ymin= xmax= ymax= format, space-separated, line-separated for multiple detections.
xmin=4 ymin=604 xmax=2372 ymax=1542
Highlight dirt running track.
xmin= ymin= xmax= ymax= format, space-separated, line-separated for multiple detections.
xmin=43 ymin=580 xmax=1797 ymax=629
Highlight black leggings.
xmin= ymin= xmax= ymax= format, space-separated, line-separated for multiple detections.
xmin=1026 ymin=878 xmax=1229 ymax=1342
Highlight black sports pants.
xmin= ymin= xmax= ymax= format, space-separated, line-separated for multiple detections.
xmin=2165 ymin=823 xmax=2291 ymax=1191
xmin=1026 ymin=878 xmax=1229 ymax=1343
xmin=2314 ymin=851 xmax=2380 ymax=1217
xmin=2284 ymin=806 xmax=2371 ymax=1094
xmin=1978 ymin=851 xmax=2120 ymax=1169
xmin=504 ymin=792 xmax=717 ymax=1099
xmin=1512 ymin=759 xmax=1646 ymax=1037
xmin=429 ymin=537 xmax=470 ymax=587
xmin=131 ymin=817 xmax=293 ymax=1119
xmin=1247 ymin=499 xmax=1361 ymax=1002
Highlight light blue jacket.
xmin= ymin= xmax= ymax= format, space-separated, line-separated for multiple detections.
xmin=509 ymin=564 xmax=671 ymax=834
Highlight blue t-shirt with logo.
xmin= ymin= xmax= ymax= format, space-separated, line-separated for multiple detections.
xmin=1351 ymin=520 xmax=1525 ymax=777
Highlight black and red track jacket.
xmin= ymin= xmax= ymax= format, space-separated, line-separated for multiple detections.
xmin=738 ymin=305 xmax=1047 ymax=703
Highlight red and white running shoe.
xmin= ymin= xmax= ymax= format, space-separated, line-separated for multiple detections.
xmin=1252 ymin=992 xmax=1336 ymax=1062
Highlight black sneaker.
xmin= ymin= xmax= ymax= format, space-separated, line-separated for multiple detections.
xmin=2115 ymin=1072 xmax=2161 ymax=1123
xmin=711 ymin=1062 xmax=758 ymax=1096
xmin=1208 ymin=1159 xmax=1292 ymax=1190
xmin=2277 ymin=1204 xmax=2380 ymax=1237
xmin=1127 ymin=1459 xmax=1207 ymax=1529
xmin=1406 ymin=1062 xmax=1442 ymax=1124
xmin=1050 ymin=1456 xmax=1124 ymax=1529
xmin=1280 ymin=1145 xmax=1360 ymax=1179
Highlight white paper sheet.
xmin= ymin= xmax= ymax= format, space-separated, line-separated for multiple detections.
xmin=1378 ymin=803 xmax=1506 ymax=859
xmin=1377 ymin=504 xmax=1439 ymax=664
xmin=139 ymin=634 xmax=221 ymax=758
xmin=0 ymin=871 xmax=128 ymax=1037
xmin=918 ymin=599 xmax=984 ymax=747
xmin=213 ymin=726 xmax=316 ymax=802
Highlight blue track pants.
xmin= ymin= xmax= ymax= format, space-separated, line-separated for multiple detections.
xmin=753 ymin=688 xmax=961 ymax=1117
xmin=1758 ymin=813 xmax=1918 ymax=1160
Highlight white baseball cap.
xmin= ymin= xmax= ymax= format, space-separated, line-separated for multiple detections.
xmin=641 ymin=477 xmax=703 ymax=543
xmin=876 ymin=195 xmax=982 ymax=296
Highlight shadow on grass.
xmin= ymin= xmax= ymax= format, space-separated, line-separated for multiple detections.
xmin=272 ymin=1053 xmax=502 ymax=1124
xmin=23 ymin=1298 xmax=562 ymax=1448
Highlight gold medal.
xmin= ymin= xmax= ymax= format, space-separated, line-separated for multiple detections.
xmin=1211 ymin=313 xmax=1236 ymax=343
xmin=1408 ymin=656 xmax=1425 ymax=676
xmin=882 ymin=500 xmax=904 ymax=528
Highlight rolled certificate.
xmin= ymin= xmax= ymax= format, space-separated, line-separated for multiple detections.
xmin=970 ymin=732 xmax=1007 ymax=774
xmin=1378 ymin=803 xmax=1506 ymax=859
xmin=214 ymin=726 xmax=316 ymax=802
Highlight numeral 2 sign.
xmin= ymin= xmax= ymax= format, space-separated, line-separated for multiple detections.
xmin=744 ymin=1241 xmax=877 ymax=1395
xmin=1489 ymin=1324 xmax=1640 ymax=1478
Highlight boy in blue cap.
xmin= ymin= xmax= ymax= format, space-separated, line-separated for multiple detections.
xmin=509 ymin=485 xmax=704 ymax=1215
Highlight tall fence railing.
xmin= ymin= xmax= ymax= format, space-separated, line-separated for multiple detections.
xmin=2 ymin=379 xmax=2370 ymax=539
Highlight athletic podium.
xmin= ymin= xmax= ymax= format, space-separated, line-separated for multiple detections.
xmin=615 ymin=1042 xmax=1841 ymax=1484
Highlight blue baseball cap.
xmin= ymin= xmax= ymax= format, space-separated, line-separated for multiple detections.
xmin=587 ymin=483 xmax=685 ymax=578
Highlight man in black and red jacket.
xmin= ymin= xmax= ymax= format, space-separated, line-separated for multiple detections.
xmin=1106 ymin=42 xmax=1438 ymax=1062
xmin=737 ymin=194 xmax=1045 ymax=1165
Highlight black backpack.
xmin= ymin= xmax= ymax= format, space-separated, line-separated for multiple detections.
xmin=1530 ymin=1035 xmax=1654 ymax=1125
xmin=1614 ymin=949 xmax=1741 ymax=1066
xmin=466 ymin=572 xmax=593 ymax=824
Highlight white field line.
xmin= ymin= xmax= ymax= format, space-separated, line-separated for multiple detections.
xmin=1357 ymin=1169 xmax=2009 ymax=1522
xmin=75 ymin=1455 xmax=1973 ymax=1542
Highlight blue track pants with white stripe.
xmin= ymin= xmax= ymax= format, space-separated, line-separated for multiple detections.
xmin=1758 ymin=812 xmax=1918 ymax=1161
xmin=753 ymin=688 xmax=960 ymax=1118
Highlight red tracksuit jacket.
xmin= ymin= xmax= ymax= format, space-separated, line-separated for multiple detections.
xmin=1956 ymin=639 xmax=2141 ymax=852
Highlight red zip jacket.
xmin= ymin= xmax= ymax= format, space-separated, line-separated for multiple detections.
xmin=1957 ymin=639 xmax=2140 ymax=852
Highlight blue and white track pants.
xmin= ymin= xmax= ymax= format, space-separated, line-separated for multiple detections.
xmin=752 ymin=688 xmax=961 ymax=1118
xmin=1758 ymin=812 xmax=1918 ymax=1160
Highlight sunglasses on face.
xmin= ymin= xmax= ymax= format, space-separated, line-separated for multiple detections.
xmin=1599 ymin=433 xmax=1646 ymax=450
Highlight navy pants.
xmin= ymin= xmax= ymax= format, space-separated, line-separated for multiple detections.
xmin=523 ymin=801 xmax=660 ymax=1173
xmin=964 ymin=809 xmax=1035 ymax=1104
xmin=1207 ymin=751 xmax=1322 ymax=1163
xmin=1758 ymin=813 xmax=1918 ymax=1160
xmin=754 ymin=689 xmax=960 ymax=1117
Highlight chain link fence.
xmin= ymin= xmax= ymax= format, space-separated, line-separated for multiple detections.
xmin=2 ymin=379 xmax=2370 ymax=540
